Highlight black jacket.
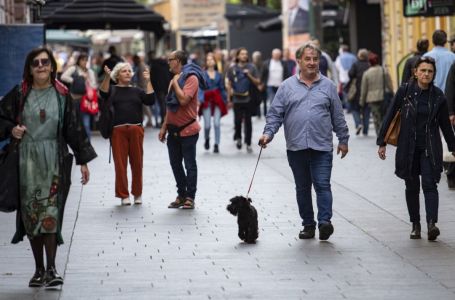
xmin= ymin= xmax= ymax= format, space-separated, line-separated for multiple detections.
xmin=262 ymin=59 xmax=291 ymax=87
xmin=348 ymin=60 xmax=370 ymax=105
xmin=444 ymin=62 xmax=455 ymax=116
xmin=377 ymin=81 xmax=455 ymax=182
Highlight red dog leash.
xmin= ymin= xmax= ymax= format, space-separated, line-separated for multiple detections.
xmin=246 ymin=146 xmax=263 ymax=199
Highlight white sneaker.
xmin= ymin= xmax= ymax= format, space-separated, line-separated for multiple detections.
xmin=134 ymin=196 xmax=142 ymax=205
xmin=246 ymin=145 xmax=253 ymax=153
xmin=121 ymin=197 xmax=131 ymax=206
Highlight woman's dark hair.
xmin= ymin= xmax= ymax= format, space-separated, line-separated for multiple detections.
xmin=76 ymin=52 xmax=88 ymax=67
xmin=235 ymin=47 xmax=248 ymax=63
xmin=23 ymin=47 xmax=57 ymax=87
xmin=412 ymin=56 xmax=437 ymax=83
xmin=174 ymin=50 xmax=188 ymax=65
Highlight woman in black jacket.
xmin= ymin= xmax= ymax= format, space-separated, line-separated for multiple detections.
xmin=377 ymin=56 xmax=455 ymax=241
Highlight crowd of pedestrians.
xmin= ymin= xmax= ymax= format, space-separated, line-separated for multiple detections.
xmin=1 ymin=29 xmax=455 ymax=289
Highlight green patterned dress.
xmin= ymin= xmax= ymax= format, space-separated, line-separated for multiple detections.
xmin=20 ymin=87 xmax=63 ymax=238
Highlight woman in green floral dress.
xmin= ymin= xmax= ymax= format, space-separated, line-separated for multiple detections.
xmin=0 ymin=48 xmax=97 ymax=288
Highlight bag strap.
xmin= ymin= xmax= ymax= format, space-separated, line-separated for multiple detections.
xmin=177 ymin=118 xmax=196 ymax=132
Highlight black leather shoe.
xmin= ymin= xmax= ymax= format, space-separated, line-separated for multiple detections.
xmin=204 ymin=139 xmax=210 ymax=150
xmin=298 ymin=225 xmax=315 ymax=239
xmin=45 ymin=267 xmax=64 ymax=288
xmin=410 ymin=222 xmax=421 ymax=239
xmin=427 ymin=221 xmax=440 ymax=241
xmin=319 ymin=223 xmax=334 ymax=241
xmin=29 ymin=268 xmax=45 ymax=287
xmin=213 ymin=144 xmax=219 ymax=153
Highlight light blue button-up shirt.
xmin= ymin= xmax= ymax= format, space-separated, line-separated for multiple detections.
xmin=423 ymin=46 xmax=455 ymax=91
xmin=263 ymin=74 xmax=349 ymax=151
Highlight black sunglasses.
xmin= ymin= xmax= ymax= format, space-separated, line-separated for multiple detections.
xmin=31 ymin=58 xmax=51 ymax=68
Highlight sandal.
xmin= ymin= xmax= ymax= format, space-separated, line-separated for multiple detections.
xmin=182 ymin=197 xmax=194 ymax=209
xmin=168 ymin=196 xmax=185 ymax=208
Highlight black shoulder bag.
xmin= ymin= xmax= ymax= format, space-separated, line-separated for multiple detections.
xmin=0 ymin=88 xmax=23 ymax=212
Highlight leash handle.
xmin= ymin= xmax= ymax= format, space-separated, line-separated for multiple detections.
xmin=246 ymin=146 xmax=263 ymax=199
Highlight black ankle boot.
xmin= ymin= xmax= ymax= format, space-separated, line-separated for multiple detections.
xmin=427 ymin=221 xmax=440 ymax=241
xmin=410 ymin=222 xmax=421 ymax=239
xmin=204 ymin=139 xmax=210 ymax=150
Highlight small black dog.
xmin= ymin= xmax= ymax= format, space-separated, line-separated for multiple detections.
xmin=226 ymin=196 xmax=258 ymax=244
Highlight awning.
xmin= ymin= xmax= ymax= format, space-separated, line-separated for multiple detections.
xmin=42 ymin=0 xmax=165 ymax=37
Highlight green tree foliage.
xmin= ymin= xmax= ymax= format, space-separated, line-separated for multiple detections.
xmin=227 ymin=0 xmax=281 ymax=10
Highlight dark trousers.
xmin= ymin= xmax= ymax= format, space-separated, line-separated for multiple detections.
xmin=167 ymin=133 xmax=199 ymax=200
xmin=405 ymin=148 xmax=439 ymax=223
xmin=233 ymin=102 xmax=252 ymax=146
xmin=287 ymin=149 xmax=333 ymax=226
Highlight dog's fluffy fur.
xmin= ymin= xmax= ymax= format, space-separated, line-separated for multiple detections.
xmin=226 ymin=196 xmax=258 ymax=243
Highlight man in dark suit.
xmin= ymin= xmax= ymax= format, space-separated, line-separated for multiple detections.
xmin=288 ymin=0 xmax=309 ymax=35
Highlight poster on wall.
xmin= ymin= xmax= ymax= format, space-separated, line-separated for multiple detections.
xmin=0 ymin=24 xmax=44 ymax=97
xmin=283 ymin=0 xmax=311 ymax=59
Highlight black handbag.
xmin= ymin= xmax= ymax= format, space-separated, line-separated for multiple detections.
xmin=0 ymin=139 xmax=19 ymax=212
xmin=70 ymin=70 xmax=87 ymax=95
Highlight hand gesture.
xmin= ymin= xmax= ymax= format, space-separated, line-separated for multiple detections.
xmin=143 ymin=67 xmax=151 ymax=81
xmin=172 ymin=73 xmax=181 ymax=84
xmin=158 ymin=127 xmax=167 ymax=143
xmin=378 ymin=146 xmax=386 ymax=160
xmin=337 ymin=144 xmax=348 ymax=159
xmin=11 ymin=125 xmax=27 ymax=139
xmin=80 ymin=164 xmax=90 ymax=184
xmin=104 ymin=65 xmax=111 ymax=75
xmin=258 ymin=134 xmax=270 ymax=148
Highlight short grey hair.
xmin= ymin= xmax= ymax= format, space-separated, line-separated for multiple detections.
xmin=295 ymin=42 xmax=322 ymax=60
xmin=110 ymin=62 xmax=134 ymax=83
xmin=357 ymin=48 xmax=369 ymax=60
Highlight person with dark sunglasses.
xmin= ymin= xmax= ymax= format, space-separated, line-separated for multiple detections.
xmin=0 ymin=47 xmax=97 ymax=288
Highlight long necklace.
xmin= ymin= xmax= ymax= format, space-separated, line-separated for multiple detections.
xmin=32 ymin=86 xmax=53 ymax=124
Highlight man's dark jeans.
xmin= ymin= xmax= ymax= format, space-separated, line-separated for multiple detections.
xmin=405 ymin=148 xmax=439 ymax=223
xmin=167 ymin=133 xmax=199 ymax=200
xmin=233 ymin=102 xmax=252 ymax=146
xmin=287 ymin=149 xmax=333 ymax=227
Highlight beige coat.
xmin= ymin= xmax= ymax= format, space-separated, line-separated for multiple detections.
xmin=360 ymin=66 xmax=393 ymax=106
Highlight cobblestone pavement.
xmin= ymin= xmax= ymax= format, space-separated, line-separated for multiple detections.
xmin=1 ymin=110 xmax=455 ymax=300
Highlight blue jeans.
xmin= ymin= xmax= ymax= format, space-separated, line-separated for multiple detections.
xmin=167 ymin=133 xmax=199 ymax=200
xmin=202 ymin=106 xmax=221 ymax=145
xmin=287 ymin=149 xmax=333 ymax=226
xmin=405 ymin=148 xmax=439 ymax=223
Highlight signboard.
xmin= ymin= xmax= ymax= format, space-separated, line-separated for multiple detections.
xmin=283 ymin=0 xmax=311 ymax=59
xmin=0 ymin=24 xmax=44 ymax=96
xmin=403 ymin=0 xmax=455 ymax=17
xmin=177 ymin=0 xmax=226 ymax=30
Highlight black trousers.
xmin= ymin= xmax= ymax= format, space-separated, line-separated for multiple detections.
xmin=405 ymin=148 xmax=439 ymax=223
xmin=233 ymin=102 xmax=252 ymax=146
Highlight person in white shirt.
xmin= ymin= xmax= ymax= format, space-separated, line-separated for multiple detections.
xmin=262 ymin=49 xmax=291 ymax=116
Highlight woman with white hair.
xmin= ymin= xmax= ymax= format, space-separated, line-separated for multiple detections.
xmin=99 ymin=62 xmax=156 ymax=206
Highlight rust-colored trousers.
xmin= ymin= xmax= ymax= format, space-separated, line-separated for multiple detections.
xmin=111 ymin=125 xmax=144 ymax=199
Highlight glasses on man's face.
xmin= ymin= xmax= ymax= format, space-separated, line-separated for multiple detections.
xmin=31 ymin=58 xmax=51 ymax=68
xmin=167 ymin=58 xmax=177 ymax=63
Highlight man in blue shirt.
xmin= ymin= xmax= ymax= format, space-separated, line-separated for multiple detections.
xmin=423 ymin=30 xmax=455 ymax=91
xmin=259 ymin=42 xmax=349 ymax=241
